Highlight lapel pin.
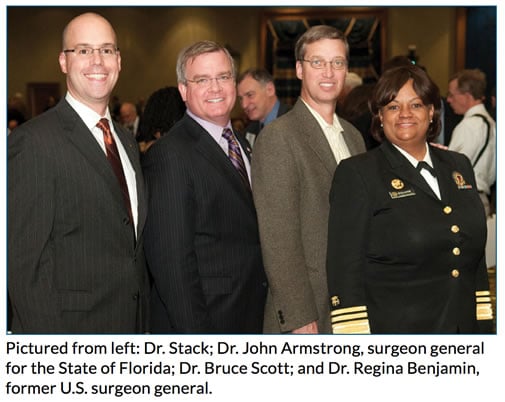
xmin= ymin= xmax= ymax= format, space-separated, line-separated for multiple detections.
xmin=391 ymin=179 xmax=404 ymax=190
xmin=452 ymin=171 xmax=465 ymax=186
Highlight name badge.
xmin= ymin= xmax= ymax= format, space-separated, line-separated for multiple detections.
xmin=389 ymin=189 xmax=416 ymax=199
xmin=389 ymin=178 xmax=416 ymax=199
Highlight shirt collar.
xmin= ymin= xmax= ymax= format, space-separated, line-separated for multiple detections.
xmin=300 ymin=98 xmax=344 ymax=133
xmin=186 ymin=109 xmax=232 ymax=142
xmin=392 ymin=142 xmax=433 ymax=168
xmin=263 ymin=100 xmax=280 ymax=125
xmin=464 ymin=103 xmax=487 ymax=118
xmin=65 ymin=92 xmax=112 ymax=130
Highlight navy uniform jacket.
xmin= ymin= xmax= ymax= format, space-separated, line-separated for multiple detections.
xmin=326 ymin=140 xmax=493 ymax=334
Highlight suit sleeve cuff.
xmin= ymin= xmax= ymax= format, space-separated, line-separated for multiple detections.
xmin=330 ymin=305 xmax=371 ymax=334
xmin=475 ymin=290 xmax=494 ymax=321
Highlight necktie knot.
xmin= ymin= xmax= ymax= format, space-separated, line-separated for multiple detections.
xmin=97 ymin=117 xmax=110 ymax=132
xmin=417 ymin=161 xmax=437 ymax=178
xmin=222 ymin=128 xmax=234 ymax=142
xmin=97 ymin=118 xmax=114 ymax=145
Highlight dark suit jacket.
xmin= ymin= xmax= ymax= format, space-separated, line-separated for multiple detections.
xmin=142 ymin=114 xmax=267 ymax=333
xmin=327 ymin=141 xmax=492 ymax=333
xmin=8 ymin=99 xmax=149 ymax=334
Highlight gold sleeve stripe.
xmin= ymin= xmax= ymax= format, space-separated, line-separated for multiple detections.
xmin=331 ymin=312 xmax=368 ymax=323
xmin=332 ymin=319 xmax=371 ymax=334
xmin=476 ymin=303 xmax=493 ymax=321
xmin=476 ymin=296 xmax=492 ymax=303
xmin=330 ymin=305 xmax=367 ymax=316
xmin=476 ymin=290 xmax=491 ymax=296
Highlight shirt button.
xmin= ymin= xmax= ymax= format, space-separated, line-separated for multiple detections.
xmin=451 ymin=269 xmax=460 ymax=278
xmin=452 ymin=247 xmax=461 ymax=256
xmin=451 ymin=225 xmax=460 ymax=233
xmin=444 ymin=206 xmax=452 ymax=214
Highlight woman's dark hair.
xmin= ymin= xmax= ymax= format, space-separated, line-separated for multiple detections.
xmin=139 ymin=86 xmax=186 ymax=141
xmin=369 ymin=64 xmax=441 ymax=143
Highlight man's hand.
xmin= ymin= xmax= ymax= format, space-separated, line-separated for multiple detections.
xmin=291 ymin=321 xmax=318 ymax=334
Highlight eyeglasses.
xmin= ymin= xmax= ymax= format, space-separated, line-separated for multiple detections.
xmin=63 ymin=45 xmax=119 ymax=57
xmin=186 ymin=74 xmax=234 ymax=88
xmin=300 ymin=58 xmax=347 ymax=70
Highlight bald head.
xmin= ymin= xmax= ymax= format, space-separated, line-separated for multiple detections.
xmin=58 ymin=12 xmax=121 ymax=115
xmin=120 ymin=102 xmax=138 ymax=125
xmin=62 ymin=12 xmax=117 ymax=50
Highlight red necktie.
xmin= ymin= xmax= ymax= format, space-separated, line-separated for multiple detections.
xmin=222 ymin=128 xmax=250 ymax=190
xmin=96 ymin=118 xmax=133 ymax=224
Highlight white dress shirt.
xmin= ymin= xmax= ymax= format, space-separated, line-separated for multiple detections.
xmin=448 ymin=103 xmax=496 ymax=194
xmin=301 ymin=99 xmax=351 ymax=164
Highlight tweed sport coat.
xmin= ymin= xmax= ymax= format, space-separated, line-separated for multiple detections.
xmin=252 ymin=98 xmax=366 ymax=333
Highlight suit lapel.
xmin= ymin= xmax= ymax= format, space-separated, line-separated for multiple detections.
xmin=56 ymin=101 xmax=134 ymax=221
xmin=185 ymin=116 xmax=254 ymax=207
xmin=430 ymin=147 xmax=458 ymax=203
xmin=340 ymin=119 xmax=364 ymax=156
xmin=235 ymin=131 xmax=252 ymax=162
xmin=113 ymin=122 xmax=147 ymax=235
xmin=380 ymin=141 xmax=440 ymax=200
xmin=294 ymin=100 xmax=337 ymax=175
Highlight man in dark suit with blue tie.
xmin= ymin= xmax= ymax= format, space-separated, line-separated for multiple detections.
xmin=142 ymin=40 xmax=267 ymax=333
xmin=8 ymin=12 xmax=149 ymax=333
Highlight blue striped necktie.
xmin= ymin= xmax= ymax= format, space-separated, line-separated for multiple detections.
xmin=222 ymin=128 xmax=250 ymax=190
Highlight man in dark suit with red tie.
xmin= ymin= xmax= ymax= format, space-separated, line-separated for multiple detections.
xmin=142 ymin=40 xmax=267 ymax=333
xmin=8 ymin=12 xmax=149 ymax=334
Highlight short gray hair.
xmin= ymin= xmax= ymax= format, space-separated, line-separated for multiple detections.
xmin=176 ymin=40 xmax=236 ymax=84
xmin=451 ymin=69 xmax=487 ymax=101
xmin=237 ymin=68 xmax=274 ymax=86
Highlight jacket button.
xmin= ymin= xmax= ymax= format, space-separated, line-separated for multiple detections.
xmin=452 ymin=247 xmax=461 ymax=256
xmin=443 ymin=206 xmax=452 ymax=214
xmin=132 ymin=293 xmax=139 ymax=300
xmin=451 ymin=269 xmax=460 ymax=278
xmin=123 ymin=217 xmax=130 ymax=225
xmin=451 ymin=225 xmax=460 ymax=233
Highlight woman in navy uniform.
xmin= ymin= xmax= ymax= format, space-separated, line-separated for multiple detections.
xmin=326 ymin=65 xmax=493 ymax=334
